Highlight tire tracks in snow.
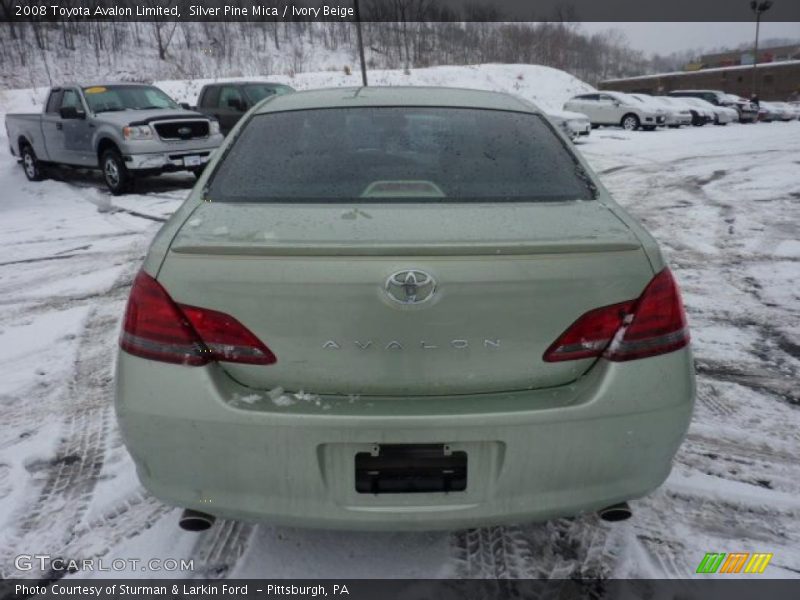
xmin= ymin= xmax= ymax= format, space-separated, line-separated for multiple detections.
xmin=0 ymin=265 xmax=134 ymax=578
xmin=448 ymin=516 xmax=623 ymax=579
xmin=190 ymin=520 xmax=256 ymax=578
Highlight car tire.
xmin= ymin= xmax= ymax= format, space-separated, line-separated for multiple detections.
xmin=21 ymin=144 xmax=44 ymax=182
xmin=621 ymin=114 xmax=640 ymax=131
xmin=101 ymin=149 xmax=131 ymax=195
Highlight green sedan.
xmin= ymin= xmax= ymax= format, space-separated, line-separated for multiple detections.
xmin=115 ymin=86 xmax=695 ymax=531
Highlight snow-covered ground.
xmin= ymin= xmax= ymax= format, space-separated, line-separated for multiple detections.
xmin=0 ymin=68 xmax=799 ymax=580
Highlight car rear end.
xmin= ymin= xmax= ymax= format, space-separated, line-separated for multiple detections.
xmin=664 ymin=108 xmax=691 ymax=127
xmin=115 ymin=88 xmax=695 ymax=530
xmin=724 ymin=95 xmax=759 ymax=123
xmin=547 ymin=110 xmax=591 ymax=140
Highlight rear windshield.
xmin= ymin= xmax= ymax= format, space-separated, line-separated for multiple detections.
xmin=207 ymin=107 xmax=595 ymax=203
xmin=243 ymin=83 xmax=294 ymax=103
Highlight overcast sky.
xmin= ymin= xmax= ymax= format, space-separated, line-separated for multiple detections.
xmin=579 ymin=22 xmax=800 ymax=56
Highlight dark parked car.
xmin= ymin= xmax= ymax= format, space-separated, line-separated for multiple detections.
xmin=194 ymin=81 xmax=294 ymax=135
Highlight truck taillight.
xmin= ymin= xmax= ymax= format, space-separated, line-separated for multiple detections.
xmin=120 ymin=271 xmax=276 ymax=366
xmin=544 ymin=268 xmax=689 ymax=363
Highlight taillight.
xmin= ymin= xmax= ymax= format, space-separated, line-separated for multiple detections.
xmin=542 ymin=300 xmax=634 ymax=362
xmin=543 ymin=268 xmax=689 ymax=363
xmin=120 ymin=271 xmax=276 ymax=366
xmin=179 ymin=304 xmax=276 ymax=365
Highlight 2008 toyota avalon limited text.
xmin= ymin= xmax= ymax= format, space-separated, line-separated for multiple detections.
xmin=114 ymin=86 xmax=695 ymax=531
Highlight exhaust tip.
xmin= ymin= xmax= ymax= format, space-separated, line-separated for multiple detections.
xmin=179 ymin=508 xmax=215 ymax=532
xmin=598 ymin=501 xmax=632 ymax=522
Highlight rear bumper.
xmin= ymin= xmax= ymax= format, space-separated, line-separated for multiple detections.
xmin=568 ymin=122 xmax=591 ymax=136
xmin=666 ymin=115 xmax=692 ymax=126
xmin=115 ymin=349 xmax=695 ymax=530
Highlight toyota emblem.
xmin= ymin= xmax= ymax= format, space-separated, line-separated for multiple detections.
xmin=385 ymin=270 xmax=437 ymax=305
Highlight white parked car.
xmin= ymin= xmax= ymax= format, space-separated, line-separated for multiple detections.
xmin=628 ymin=94 xmax=691 ymax=128
xmin=777 ymin=102 xmax=800 ymax=120
xmin=564 ymin=92 xmax=666 ymax=131
xmin=657 ymin=96 xmax=713 ymax=126
xmin=547 ymin=110 xmax=591 ymax=141
xmin=761 ymin=102 xmax=796 ymax=122
xmin=679 ymin=97 xmax=737 ymax=125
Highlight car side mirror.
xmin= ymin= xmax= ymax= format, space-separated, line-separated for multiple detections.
xmin=59 ymin=106 xmax=85 ymax=120
xmin=179 ymin=102 xmax=191 ymax=110
xmin=227 ymin=98 xmax=245 ymax=111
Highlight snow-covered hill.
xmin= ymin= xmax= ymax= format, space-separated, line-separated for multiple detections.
xmin=160 ymin=63 xmax=594 ymax=114
xmin=0 ymin=63 xmax=594 ymax=123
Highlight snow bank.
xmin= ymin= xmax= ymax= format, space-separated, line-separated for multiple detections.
xmin=156 ymin=63 xmax=594 ymax=114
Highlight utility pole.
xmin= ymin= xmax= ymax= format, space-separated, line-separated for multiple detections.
xmin=749 ymin=0 xmax=773 ymax=98
xmin=353 ymin=0 xmax=368 ymax=86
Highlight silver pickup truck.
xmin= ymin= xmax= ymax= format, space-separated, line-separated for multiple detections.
xmin=5 ymin=83 xmax=224 ymax=194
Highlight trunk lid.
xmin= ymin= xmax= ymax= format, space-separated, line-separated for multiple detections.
xmin=158 ymin=201 xmax=653 ymax=396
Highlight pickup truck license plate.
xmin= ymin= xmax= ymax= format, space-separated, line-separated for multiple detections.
xmin=183 ymin=155 xmax=202 ymax=167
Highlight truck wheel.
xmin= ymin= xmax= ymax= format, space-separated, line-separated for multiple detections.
xmin=621 ymin=114 xmax=640 ymax=131
xmin=21 ymin=144 xmax=44 ymax=181
xmin=101 ymin=149 xmax=131 ymax=195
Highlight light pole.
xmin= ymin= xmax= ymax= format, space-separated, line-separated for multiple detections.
xmin=353 ymin=0 xmax=368 ymax=86
xmin=750 ymin=0 xmax=773 ymax=99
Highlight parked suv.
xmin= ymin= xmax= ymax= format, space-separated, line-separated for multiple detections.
xmin=5 ymin=83 xmax=224 ymax=194
xmin=564 ymin=92 xmax=665 ymax=130
xmin=194 ymin=81 xmax=294 ymax=135
xmin=668 ymin=90 xmax=758 ymax=123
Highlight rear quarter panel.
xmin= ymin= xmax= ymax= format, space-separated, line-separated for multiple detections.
xmin=5 ymin=114 xmax=49 ymax=159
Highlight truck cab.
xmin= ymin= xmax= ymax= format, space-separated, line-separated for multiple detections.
xmin=195 ymin=82 xmax=294 ymax=135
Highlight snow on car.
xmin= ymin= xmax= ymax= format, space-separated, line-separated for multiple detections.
xmin=546 ymin=109 xmax=592 ymax=140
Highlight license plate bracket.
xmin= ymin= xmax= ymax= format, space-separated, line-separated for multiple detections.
xmin=355 ymin=444 xmax=467 ymax=494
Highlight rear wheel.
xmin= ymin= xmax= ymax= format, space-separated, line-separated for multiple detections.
xmin=101 ymin=149 xmax=131 ymax=195
xmin=21 ymin=144 xmax=44 ymax=181
xmin=621 ymin=114 xmax=640 ymax=131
